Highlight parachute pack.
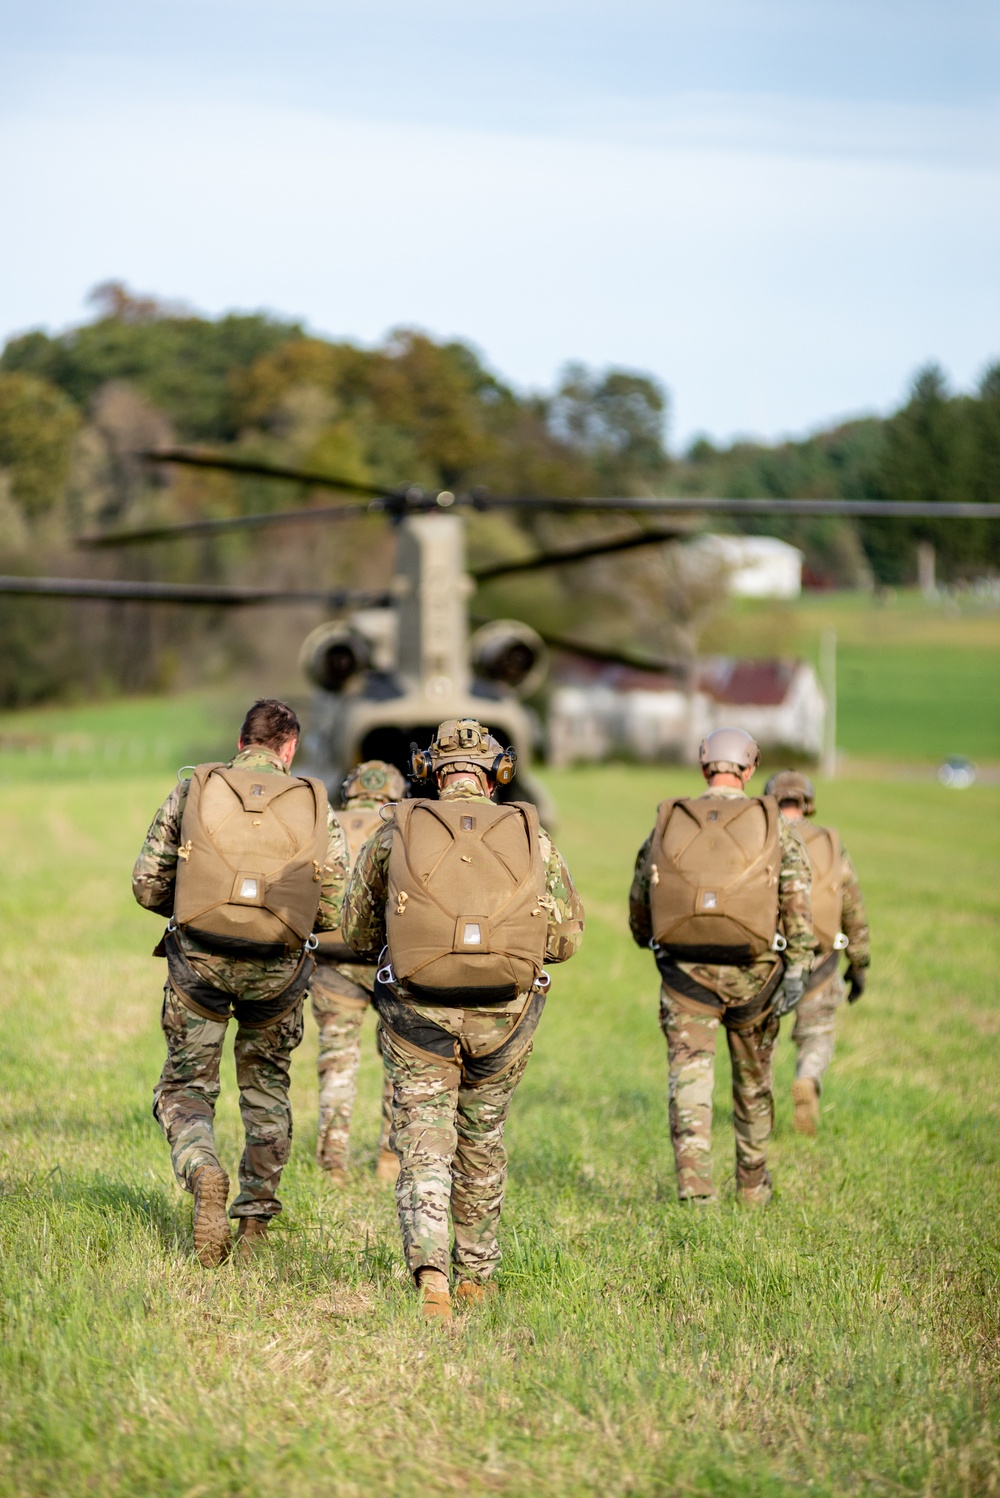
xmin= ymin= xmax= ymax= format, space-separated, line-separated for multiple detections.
xmin=797 ymin=821 xmax=843 ymax=957
xmin=313 ymin=803 xmax=385 ymax=960
xmin=173 ymin=764 xmax=328 ymax=952
xmin=385 ymin=799 xmax=547 ymax=1002
xmin=649 ymin=795 xmax=782 ymax=963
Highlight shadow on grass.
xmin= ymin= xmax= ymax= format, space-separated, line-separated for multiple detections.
xmin=0 ymin=1167 xmax=188 ymax=1253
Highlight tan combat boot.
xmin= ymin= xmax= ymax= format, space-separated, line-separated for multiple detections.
xmin=791 ymin=1077 xmax=820 ymax=1135
xmin=191 ymin=1164 xmax=231 ymax=1267
xmin=417 ymin=1267 xmax=452 ymax=1321
xmin=235 ymin=1217 xmax=269 ymax=1260
xmin=375 ymin=1150 xmax=400 ymax=1186
xmin=455 ymin=1280 xmax=498 ymax=1307
xmin=737 ymin=1171 xmax=774 ymax=1209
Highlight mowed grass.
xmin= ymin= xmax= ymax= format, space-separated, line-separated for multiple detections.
xmin=1 ymin=693 xmax=999 ymax=1495
xmin=708 ymin=591 xmax=1000 ymax=764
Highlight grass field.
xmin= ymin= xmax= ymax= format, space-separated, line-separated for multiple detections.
xmin=1 ymin=603 xmax=999 ymax=1496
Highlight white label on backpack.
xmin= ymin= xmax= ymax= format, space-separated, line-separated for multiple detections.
xmin=463 ymin=923 xmax=482 ymax=945
xmin=240 ymin=878 xmax=259 ymax=899
xmin=702 ymin=891 xmax=718 ymax=908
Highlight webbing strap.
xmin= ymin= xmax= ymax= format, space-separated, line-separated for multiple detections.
xmin=372 ymin=979 xmax=543 ymax=1085
xmin=656 ymin=953 xmax=785 ymax=1032
xmin=163 ymin=930 xmax=314 ymax=1026
xmin=806 ymin=949 xmax=840 ymax=992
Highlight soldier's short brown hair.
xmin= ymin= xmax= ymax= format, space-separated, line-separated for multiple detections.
xmin=239 ymin=699 xmax=301 ymax=751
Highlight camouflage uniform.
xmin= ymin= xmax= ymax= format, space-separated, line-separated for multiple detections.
xmin=790 ymin=838 xmax=870 ymax=1089
xmin=133 ymin=747 xmax=349 ymax=1220
xmin=343 ymin=777 xmax=584 ymax=1284
xmin=629 ymin=786 xmax=813 ymax=1202
xmin=311 ymin=793 xmax=393 ymax=1175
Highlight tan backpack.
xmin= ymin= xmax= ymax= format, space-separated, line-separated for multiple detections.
xmin=314 ymin=804 xmax=385 ymax=959
xmin=649 ymin=795 xmax=782 ymax=962
xmin=385 ymin=799 xmax=547 ymax=1001
xmin=174 ymin=763 xmax=329 ymax=950
xmin=798 ymin=821 xmax=843 ymax=957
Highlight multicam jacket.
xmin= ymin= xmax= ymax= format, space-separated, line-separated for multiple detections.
xmin=132 ymin=747 xmax=350 ymax=943
xmin=628 ymin=784 xmax=814 ymax=1003
xmin=342 ymin=778 xmax=585 ymax=996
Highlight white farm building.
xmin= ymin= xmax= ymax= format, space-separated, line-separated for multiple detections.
xmin=547 ymin=656 xmax=825 ymax=767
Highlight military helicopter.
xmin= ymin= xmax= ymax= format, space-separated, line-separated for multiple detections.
xmin=1 ymin=448 xmax=997 ymax=815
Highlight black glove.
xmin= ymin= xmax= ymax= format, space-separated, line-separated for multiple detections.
xmin=774 ymin=967 xmax=806 ymax=1018
xmin=846 ymin=966 xmax=867 ymax=1004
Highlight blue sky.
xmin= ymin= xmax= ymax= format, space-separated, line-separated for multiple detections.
xmin=1 ymin=0 xmax=997 ymax=447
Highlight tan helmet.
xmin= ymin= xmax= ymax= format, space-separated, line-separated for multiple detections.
xmin=698 ymin=727 xmax=760 ymax=774
xmin=763 ymin=769 xmax=816 ymax=815
xmin=410 ymin=718 xmax=517 ymax=786
xmin=341 ymin=759 xmax=407 ymax=804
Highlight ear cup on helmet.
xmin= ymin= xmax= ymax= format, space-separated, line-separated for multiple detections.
xmin=492 ymin=747 xmax=517 ymax=785
xmin=409 ymin=743 xmax=434 ymax=780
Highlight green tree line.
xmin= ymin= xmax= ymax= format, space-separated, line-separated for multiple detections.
xmin=0 ymin=281 xmax=996 ymax=707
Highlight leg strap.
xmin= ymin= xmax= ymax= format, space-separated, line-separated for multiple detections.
xmin=373 ymin=979 xmax=544 ymax=1084
xmin=164 ymin=930 xmax=314 ymax=1027
xmin=655 ymin=954 xmax=785 ymax=1033
xmin=805 ymin=950 xmax=839 ymax=993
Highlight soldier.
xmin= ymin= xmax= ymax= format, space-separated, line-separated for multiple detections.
xmin=133 ymin=699 xmax=348 ymax=1267
xmin=343 ymin=718 xmax=584 ymax=1320
xmin=764 ymin=770 xmax=870 ymax=1135
xmin=629 ymin=727 xmax=813 ymax=1207
xmin=311 ymin=760 xmax=406 ymax=1186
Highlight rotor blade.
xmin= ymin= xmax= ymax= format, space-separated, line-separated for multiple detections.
xmin=143 ymin=447 xmax=397 ymax=500
xmin=0 ymin=576 xmax=393 ymax=608
xmin=468 ymin=495 xmax=1000 ymax=519
xmin=77 ymin=500 xmax=374 ymax=548
xmin=471 ymin=524 xmax=695 ymax=582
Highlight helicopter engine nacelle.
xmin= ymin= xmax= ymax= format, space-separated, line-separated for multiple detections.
xmin=470 ymin=619 xmax=548 ymax=699
xmin=300 ymin=622 xmax=372 ymax=693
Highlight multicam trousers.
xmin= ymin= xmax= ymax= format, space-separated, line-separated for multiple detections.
xmin=790 ymin=972 xmax=844 ymax=1090
xmin=658 ymin=984 xmax=779 ymax=1201
xmin=310 ymin=963 xmax=392 ymax=1172
xmin=153 ymin=985 xmax=304 ymax=1220
xmin=378 ymin=998 xmax=533 ymax=1284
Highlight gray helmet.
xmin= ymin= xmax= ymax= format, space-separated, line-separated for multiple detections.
xmin=410 ymin=718 xmax=516 ymax=786
xmin=698 ymin=727 xmax=760 ymax=774
xmin=764 ymin=769 xmax=816 ymax=815
xmin=341 ymin=759 xmax=407 ymax=804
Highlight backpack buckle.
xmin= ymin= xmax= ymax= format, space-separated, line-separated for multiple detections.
xmin=377 ymin=960 xmax=397 ymax=987
xmin=771 ymin=933 xmax=788 ymax=952
xmin=304 ymin=933 xmax=319 ymax=953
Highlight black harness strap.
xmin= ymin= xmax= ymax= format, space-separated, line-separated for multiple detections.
xmin=373 ymin=979 xmax=544 ymax=1082
xmin=462 ymin=990 xmax=546 ymax=1085
xmin=806 ymin=950 xmax=840 ymax=992
xmin=163 ymin=930 xmax=314 ymax=1026
xmin=372 ymin=981 xmax=459 ymax=1062
xmin=655 ymin=953 xmax=785 ymax=1032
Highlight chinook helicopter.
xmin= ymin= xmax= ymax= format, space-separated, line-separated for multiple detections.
xmin=1 ymin=449 xmax=997 ymax=815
